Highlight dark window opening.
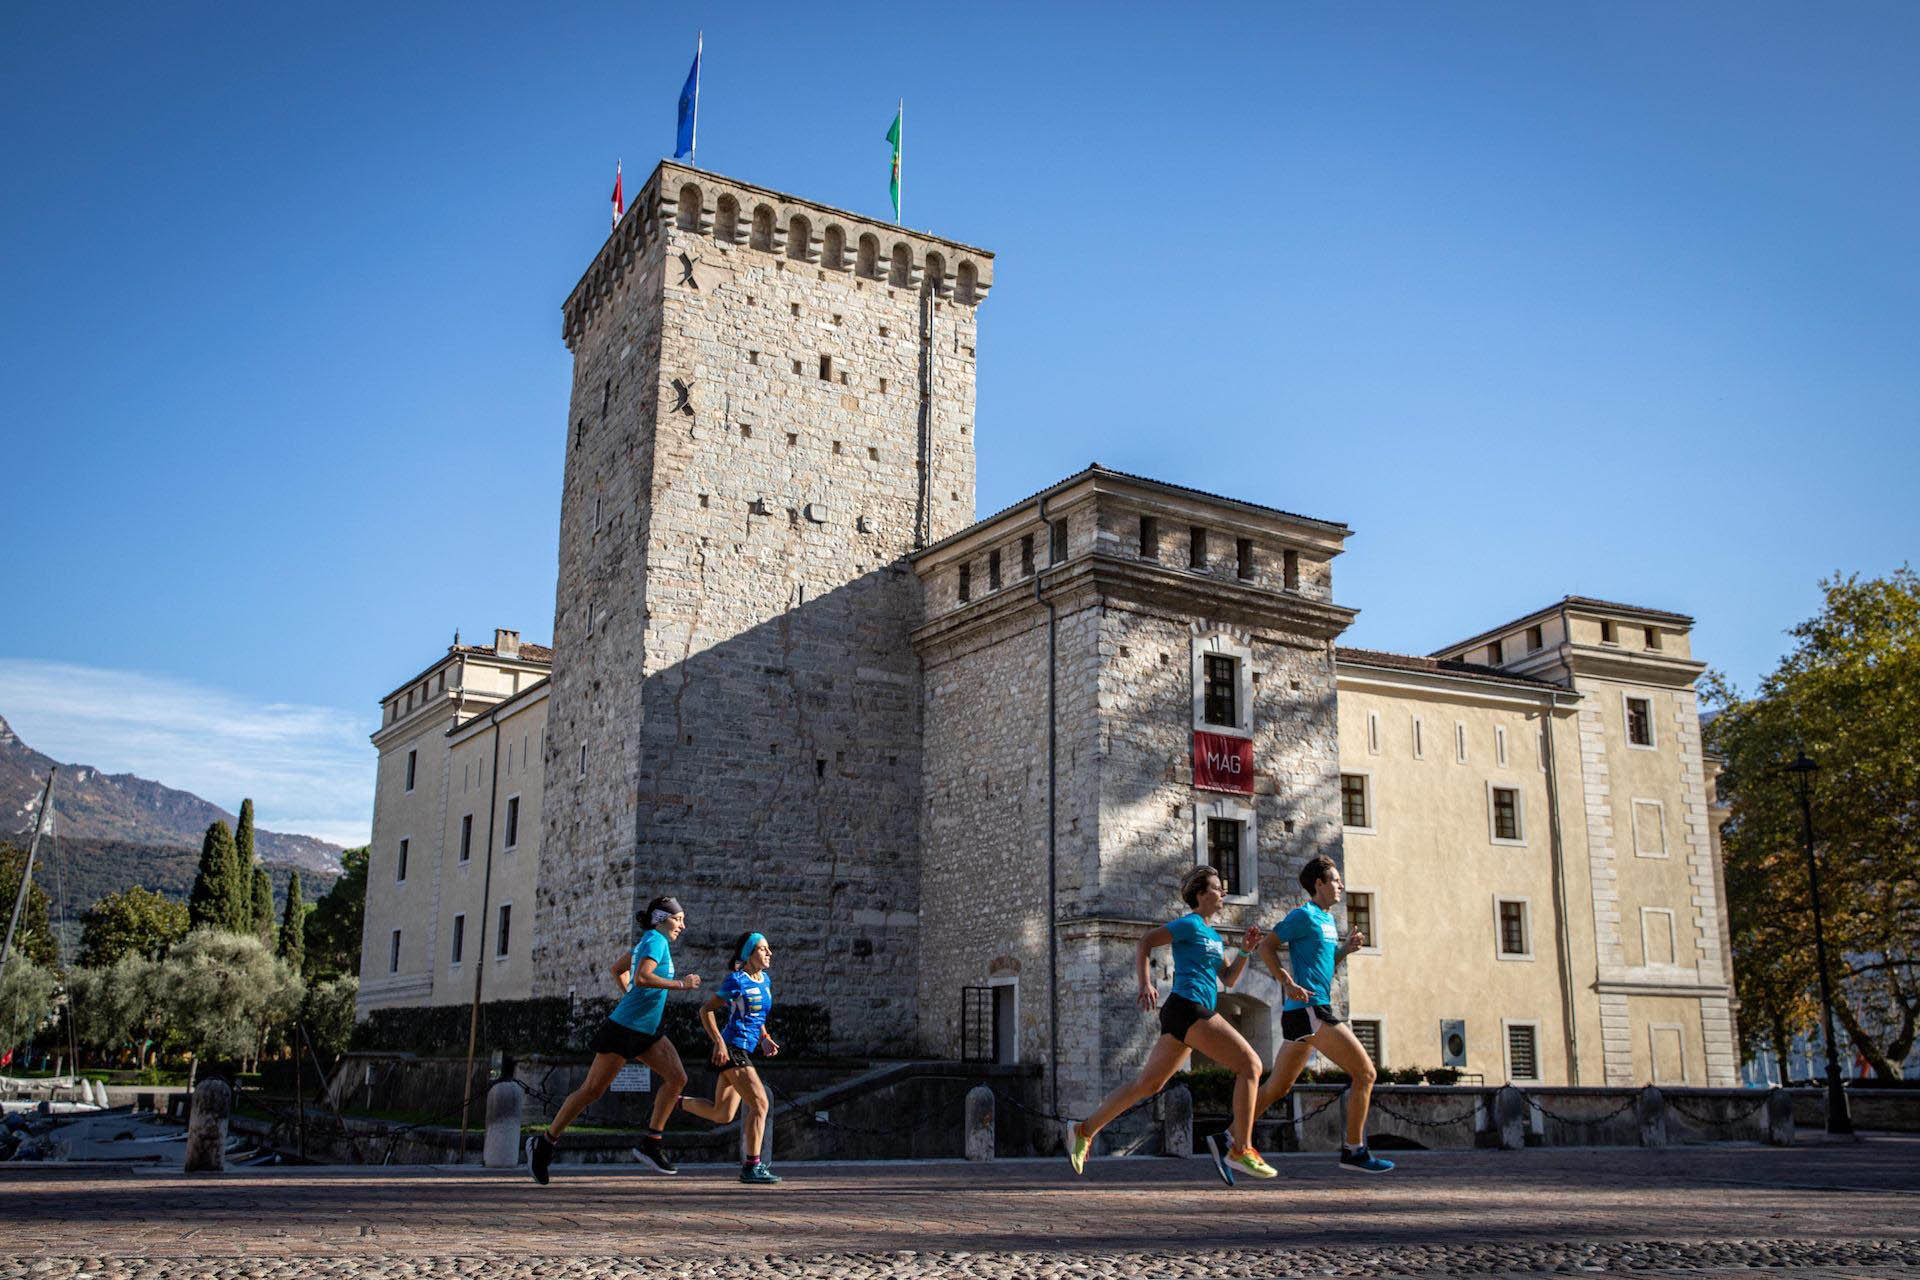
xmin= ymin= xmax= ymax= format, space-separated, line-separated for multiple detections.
xmin=405 ymin=750 xmax=417 ymax=791
xmin=819 ymin=355 xmax=833 ymax=381
xmin=1188 ymin=526 xmax=1207 ymax=569
xmin=1050 ymin=519 xmax=1068 ymax=563
xmin=505 ymin=796 xmax=520 ymax=847
xmin=1283 ymin=549 xmax=1300 ymax=590
xmin=1489 ymin=638 xmax=1504 ymax=665
xmin=1492 ymin=787 xmax=1520 ymax=841
xmin=459 ymin=814 xmax=472 ymax=862
xmin=1644 ymin=626 xmax=1661 ymax=650
xmin=1527 ymin=624 xmax=1544 ymax=651
xmin=1020 ymin=534 xmax=1035 ymax=577
xmin=1206 ymin=818 xmax=1244 ymax=896
xmin=396 ymin=838 xmax=409 ymax=883
xmin=1626 ymin=697 xmax=1653 ymax=746
xmin=1341 ymin=774 xmax=1370 ymax=828
xmin=1348 ymin=893 xmax=1374 ymax=949
xmin=451 ymin=915 xmax=465 ymax=964
xmin=1499 ymin=901 xmax=1528 ymax=955
xmin=958 ymin=564 xmax=971 ymax=602
xmin=988 ymin=549 xmax=1002 ymax=590
xmin=1601 ymin=619 xmax=1618 ymax=645
xmin=389 ymin=930 xmax=401 ymax=974
xmin=1203 ymin=654 xmax=1238 ymax=727
xmin=1139 ymin=516 xmax=1159 ymax=558
xmin=496 ymin=904 xmax=511 ymax=957
xmin=1236 ymin=538 xmax=1254 ymax=580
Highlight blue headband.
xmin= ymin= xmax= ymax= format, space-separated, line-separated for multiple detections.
xmin=739 ymin=932 xmax=766 ymax=962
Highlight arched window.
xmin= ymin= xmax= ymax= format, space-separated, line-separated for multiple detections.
xmin=889 ymin=242 xmax=912 ymax=287
xmin=715 ymin=194 xmax=740 ymax=243
xmin=676 ymin=183 xmax=702 ymax=231
xmin=956 ymin=260 xmax=979 ymax=305
xmin=822 ymin=224 xmax=847 ymax=271
xmin=751 ymin=205 xmax=775 ymax=251
xmin=787 ymin=214 xmax=812 ymax=261
xmin=857 ymin=233 xmax=880 ymax=279
xmin=923 ymin=251 xmax=947 ymax=297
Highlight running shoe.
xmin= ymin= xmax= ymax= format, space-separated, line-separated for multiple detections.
xmin=1228 ymin=1147 xmax=1277 ymax=1179
xmin=526 ymin=1132 xmax=554 ymax=1185
xmin=739 ymin=1161 xmax=783 ymax=1185
xmin=631 ymin=1140 xmax=678 ymax=1175
xmin=1203 ymin=1131 xmax=1236 ymax=1187
xmin=1066 ymin=1124 xmax=1091 ymax=1176
xmin=1338 ymin=1144 xmax=1395 ymax=1173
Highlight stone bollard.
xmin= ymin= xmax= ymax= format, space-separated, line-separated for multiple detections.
xmin=1765 ymin=1087 xmax=1796 ymax=1147
xmin=483 ymin=1080 xmax=525 ymax=1168
xmin=1636 ymin=1085 xmax=1668 ymax=1148
xmin=964 ymin=1085 xmax=995 ymax=1161
xmin=1493 ymin=1086 xmax=1529 ymax=1150
xmin=1160 ymin=1084 xmax=1193 ymax=1158
xmin=184 ymin=1078 xmax=232 ymax=1173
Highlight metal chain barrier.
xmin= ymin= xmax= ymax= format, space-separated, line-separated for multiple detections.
xmin=1664 ymin=1092 xmax=1772 ymax=1128
xmin=1528 ymin=1093 xmax=1640 ymax=1128
xmin=1366 ymin=1092 xmax=1480 ymax=1129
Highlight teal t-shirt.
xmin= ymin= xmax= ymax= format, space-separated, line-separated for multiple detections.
xmin=1273 ymin=901 xmax=1340 ymax=1010
xmin=609 ymin=929 xmax=673 ymax=1033
xmin=1165 ymin=912 xmax=1226 ymax=1012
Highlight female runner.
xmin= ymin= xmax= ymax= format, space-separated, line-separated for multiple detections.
xmin=680 ymin=931 xmax=783 ymax=1184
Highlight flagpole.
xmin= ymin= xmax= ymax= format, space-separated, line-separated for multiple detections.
xmin=692 ymin=31 xmax=703 ymax=168
xmin=897 ymin=97 xmax=904 ymax=225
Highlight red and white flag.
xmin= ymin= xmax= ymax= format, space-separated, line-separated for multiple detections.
xmin=611 ymin=160 xmax=624 ymax=229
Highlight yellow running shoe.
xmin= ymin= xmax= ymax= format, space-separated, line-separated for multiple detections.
xmin=1228 ymin=1147 xmax=1277 ymax=1179
xmin=1066 ymin=1125 xmax=1092 ymax=1176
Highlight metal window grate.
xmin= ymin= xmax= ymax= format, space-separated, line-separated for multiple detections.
xmin=1493 ymin=787 xmax=1520 ymax=840
xmin=1203 ymin=654 xmax=1237 ymax=727
xmin=1499 ymin=900 xmax=1528 ymax=955
xmin=1508 ymin=1023 xmax=1538 ymax=1080
xmin=1353 ymin=1019 xmax=1382 ymax=1064
xmin=960 ymin=986 xmax=995 ymax=1063
xmin=1206 ymin=818 xmax=1243 ymax=895
xmin=1341 ymin=774 xmax=1369 ymax=828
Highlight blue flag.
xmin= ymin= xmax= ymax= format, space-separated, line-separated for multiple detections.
xmin=674 ymin=40 xmax=700 ymax=161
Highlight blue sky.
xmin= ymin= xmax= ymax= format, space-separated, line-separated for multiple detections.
xmin=3 ymin=2 xmax=1915 ymax=847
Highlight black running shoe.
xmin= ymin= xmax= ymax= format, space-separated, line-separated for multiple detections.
xmin=1203 ymin=1130 xmax=1236 ymax=1187
xmin=631 ymin=1139 xmax=678 ymax=1175
xmin=526 ymin=1132 xmax=554 ymax=1185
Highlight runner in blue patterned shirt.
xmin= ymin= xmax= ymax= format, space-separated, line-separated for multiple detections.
xmin=681 ymin=931 xmax=783 ymax=1184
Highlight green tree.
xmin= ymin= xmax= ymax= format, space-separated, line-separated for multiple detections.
xmin=159 ymin=930 xmax=303 ymax=1068
xmin=0 ymin=842 xmax=56 ymax=969
xmin=303 ymin=845 xmax=367 ymax=979
xmin=0 ymin=956 xmax=57 ymax=1050
xmin=78 ymin=886 xmax=189 ymax=967
xmin=277 ymin=871 xmax=306 ymax=975
xmin=64 ymin=953 xmax=171 ymax=1066
xmin=251 ymin=864 xmax=273 ymax=944
xmin=1706 ymin=567 xmax=1920 ymax=1080
xmin=187 ymin=821 xmax=246 ymax=932
xmin=301 ymin=973 xmax=358 ymax=1064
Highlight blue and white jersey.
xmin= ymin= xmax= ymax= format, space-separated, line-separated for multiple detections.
xmin=1165 ymin=912 xmax=1227 ymax=1012
xmin=1272 ymin=901 xmax=1340 ymax=1011
xmin=719 ymin=969 xmax=772 ymax=1051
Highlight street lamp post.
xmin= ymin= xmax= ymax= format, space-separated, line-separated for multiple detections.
xmin=1785 ymin=750 xmax=1853 ymax=1136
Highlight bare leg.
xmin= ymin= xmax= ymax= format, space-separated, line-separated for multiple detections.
xmin=1311 ymin=1023 xmax=1379 ymax=1147
xmin=1184 ymin=1015 xmax=1263 ymax=1152
xmin=1255 ymin=1040 xmax=1316 ymax=1119
xmin=546 ymin=1053 xmax=625 ymax=1140
xmin=1079 ymin=1035 xmax=1191 ymax=1143
xmin=639 ymin=1038 xmax=689 ymax=1133
xmin=680 ymin=1072 xmax=742 ymax=1124
xmin=736 ymin=1066 xmax=770 ymax=1161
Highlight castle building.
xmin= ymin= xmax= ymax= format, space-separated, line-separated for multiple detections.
xmin=358 ymin=161 xmax=1738 ymax=1102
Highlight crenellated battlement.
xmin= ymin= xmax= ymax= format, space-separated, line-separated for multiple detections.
xmin=562 ymin=160 xmax=994 ymax=349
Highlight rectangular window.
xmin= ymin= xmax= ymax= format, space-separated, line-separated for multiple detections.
xmin=1412 ymin=717 xmax=1425 ymax=760
xmin=1366 ymin=711 xmax=1380 ymax=754
xmin=1488 ymin=637 xmax=1504 ymax=665
xmin=1205 ymin=818 xmax=1243 ymax=896
xmin=1341 ymin=773 xmax=1370 ymax=829
xmin=1283 ymin=549 xmax=1300 ymax=590
xmin=1644 ymin=625 xmax=1661 ymax=650
xmin=1188 ymin=526 xmax=1207 ymax=569
xmin=1495 ymin=725 xmax=1509 ymax=767
xmin=1527 ymin=624 xmax=1543 ymax=652
xmin=1050 ymin=518 xmax=1068 ymax=563
xmin=1235 ymin=537 xmax=1253 ymax=580
xmin=505 ymin=796 xmax=520 ymax=849
xmin=1601 ymin=618 xmax=1618 ymax=645
xmin=396 ymin=838 xmax=409 ymax=883
xmin=587 ymin=601 xmax=596 ymax=635
xmin=1020 ymin=534 xmax=1035 ymax=577
xmin=1507 ymin=1023 xmax=1539 ymax=1081
xmin=578 ymin=744 xmax=587 ymax=778
xmin=1202 ymin=654 xmax=1238 ymax=727
xmin=1626 ymin=696 xmax=1654 ymax=747
xmin=389 ymin=929 xmax=402 ymax=974
xmin=1347 ymin=892 xmax=1375 ymax=949
xmin=496 ymin=904 xmax=512 ymax=958
xmin=405 ymin=750 xmax=417 ymax=792
xmin=1455 ymin=722 xmax=1468 ymax=763
xmin=958 ymin=563 xmax=971 ymax=602
xmin=1138 ymin=516 xmax=1159 ymax=558
xmin=1491 ymin=786 xmax=1522 ymax=841
xmin=1498 ymin=900 xmax=1529 ymax=956
xmin=459 ymin=814 xmax=472 ymax=863
xmin=451 ymin=914 xmax=465 ymax=964
xmin=818 ymin=355 xmax=832 ymax=381
xmin=1352 ymin=1019 xmax=1383 ymax=1065
xmin=988 ymin=549 xmax=1002 ymax=590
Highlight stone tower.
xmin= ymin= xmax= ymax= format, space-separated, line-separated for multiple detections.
xmin=532 ymin=161 xmax=994 ymax=1049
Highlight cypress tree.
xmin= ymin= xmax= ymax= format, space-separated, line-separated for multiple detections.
xmin=234 ymin=800 xmax=258 ymax=921
xmin=251 ymin=864 xmax=273 ymax=942
xmin=188 ymin=821 xmax=240 ymax=931
xmin=277 ymin=871 xmax=305 ymax=974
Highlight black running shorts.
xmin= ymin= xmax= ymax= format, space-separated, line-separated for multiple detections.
xmin=1159 ymin=994 xmax=1212 ymax=1042
xmin=1280 ymin=1004 xmax=1344 ymax=1043
xmin=720 ymin=1044 xmax=755 ymax=1071
xmin=589 ymin=1017 xmax=664 ymax=1060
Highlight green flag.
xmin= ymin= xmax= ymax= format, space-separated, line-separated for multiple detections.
xmin=885 ymin=102 xmax=902 ymax=222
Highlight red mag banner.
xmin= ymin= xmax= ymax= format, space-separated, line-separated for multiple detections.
xmin=1192 ymin=730 xmax=1253 ymax=794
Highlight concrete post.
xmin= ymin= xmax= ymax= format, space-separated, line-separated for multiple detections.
xmin=1493 ymin=1085 xmax=1529 ymax=1150
xmin=184 ymin=1078 xmax=232 ymax=1173
xmin=1765 ymin=1087 xmax=1796 ymax=1147
xmin=1160 ymin=1084 xmax=1193 ymax=1158
xmin=964 ymin=1085 xmax=995 ymax=1161
xmin=1636 ymin=1085 xmax=1668 ymax=1148
xmin=483 ymin=1080 xmax=524 ymax=1168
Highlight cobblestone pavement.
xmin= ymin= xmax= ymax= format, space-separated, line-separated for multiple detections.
xmin=1 ymin=1138 xmax=1915 ymax=1278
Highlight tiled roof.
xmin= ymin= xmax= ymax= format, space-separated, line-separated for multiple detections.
xmin=1336 ymin=646 xmax=1569 ymax=693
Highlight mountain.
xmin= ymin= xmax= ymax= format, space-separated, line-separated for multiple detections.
xmin=0 ymin=712 xmax=344 ymax=877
